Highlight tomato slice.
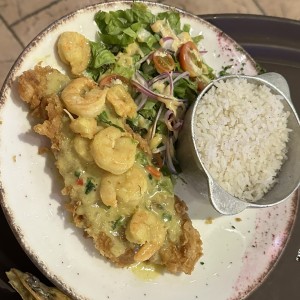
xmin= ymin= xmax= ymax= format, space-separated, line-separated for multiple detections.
xmin=145 ymin=165 xmax=161 ymax=179
xmin=179 ymin=41 xmax=202 ymax=77
xmin=153 ymin=50 xmax=175 ymax=74
xmin=98 ymin=74 xmax=129 ymax=88
xmin=197 ymin=79 xmax=206 ymax=92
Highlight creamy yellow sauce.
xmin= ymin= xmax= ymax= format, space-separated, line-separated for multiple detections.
xmin=129 ymin=262 xmax=163 ymax=280
xmin=56 ymin=116 xmax=182 ymax=258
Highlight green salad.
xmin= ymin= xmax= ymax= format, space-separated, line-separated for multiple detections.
xmin=86 ymin=2 xmax=215 ymax=174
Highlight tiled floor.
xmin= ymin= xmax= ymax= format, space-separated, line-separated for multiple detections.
xmin=0 ymin=0 xmax=300 ymax=88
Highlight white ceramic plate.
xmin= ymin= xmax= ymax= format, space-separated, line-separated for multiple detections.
xmin=0 ymin=2 xmax=297 ymax=300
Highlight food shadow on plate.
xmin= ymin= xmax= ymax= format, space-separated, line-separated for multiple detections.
xmin=175 ymin=175 xmax=223 ymax=220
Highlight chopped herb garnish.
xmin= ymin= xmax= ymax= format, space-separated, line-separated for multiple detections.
xmin=155 ymin=203 xmax=164 ymax=210
xmin=235 ymin=46 xmax=243 ymax=52
xmin=219 ymin=65 xmax=232 ymax=76
xmin=162 ymin=212 xmax=172 ymax=222
xmin=96 ymin=111 xmax=125 ymax=132
xmin=74 ymin=170 xmax=81 ymax=178
xmin=112 ymin=216 xmax=126 ymax=230
xmin=255 ymin=63 xmax=267 ymax=74
xmin=85 ymin=178 xmax=96 ymax=194
xmin=200 ymin=261 xmax=205 ymax=265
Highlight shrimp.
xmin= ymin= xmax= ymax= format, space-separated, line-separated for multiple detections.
xmin=106 ymin=84 xmax=137 ymax=118
xmin=69 ymin=116 xmax=100 ymax=139
xmin=90 ymin=126 xmax=138 ymax=175
xmin=100 ymin=165 xmax=148 ymax=207
xmin=73 ymin=135 xmax=94 ymax=162
xmin=126 ymin=210 xmax=167 ymax=262
xmin=61 ymin=77 xmax=107 ymax=118
xmin=57 ymin=31 xmax=91 ymax=75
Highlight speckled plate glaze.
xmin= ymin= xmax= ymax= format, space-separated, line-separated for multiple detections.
xmin=0 ymin=2 xmax=297 ymax=300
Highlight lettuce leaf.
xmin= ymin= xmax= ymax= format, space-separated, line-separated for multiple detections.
xmin=173 ymin=78 xmax=198 ymax=102
xmin=94 ymin=3 xmax=156 ymax=51
xmin=86 ymin=41 xmax=115 ymax=80
xmin=156 ymin=11 xmax=181 ymax=34
xmin=89 ymin=41 xmax=115 ymax=68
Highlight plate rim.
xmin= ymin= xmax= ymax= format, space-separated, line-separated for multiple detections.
xmin=0 ymin=5 xmax=297 ymax=300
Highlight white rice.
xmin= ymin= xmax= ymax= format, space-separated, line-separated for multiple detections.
xmin=194 ymin=78 xmax=291 ymax=201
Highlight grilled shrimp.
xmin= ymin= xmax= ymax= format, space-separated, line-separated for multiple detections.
xmin=106 ymin=84 xmax=137 ymax=118
xmin=90 ymin=126 xmax=138 ymax=175
xmin=57 ymin=31 xmax=91 ymax=75
xmin=100 ymin=164 xmax=148 ymax=207
xmin=61 ymin=77 xmax=107 ymax=118
xmin=126 ymin=210 xmax=167 ymax=262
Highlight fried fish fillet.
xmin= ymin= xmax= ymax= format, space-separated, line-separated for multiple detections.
xmin=18 ymin=65 xmax=202 ymax=275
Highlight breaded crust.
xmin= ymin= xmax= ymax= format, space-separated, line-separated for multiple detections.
xmin=17 ymin=65 xmax=203 ymax=275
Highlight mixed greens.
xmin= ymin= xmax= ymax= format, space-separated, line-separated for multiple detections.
xmin=87 ymin=2 xmax=215 ymax=174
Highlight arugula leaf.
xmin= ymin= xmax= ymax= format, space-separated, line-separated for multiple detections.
xmin=96 ymin=111 xmax=125 ymax=132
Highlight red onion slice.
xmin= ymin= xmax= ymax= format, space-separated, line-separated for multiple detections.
xmin=160 ymin=37 xmax=174 ymax=50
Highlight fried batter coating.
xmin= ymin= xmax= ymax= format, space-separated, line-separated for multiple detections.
xmin=18 ymin=65 xmax=69 ymax=150
xmin=18 ymin=65 xmax=69 ymax=112
xmin=18 ymin=65 xmax=203 ymax=275
xmin=158 ymin=197 xmax=203 ymax=274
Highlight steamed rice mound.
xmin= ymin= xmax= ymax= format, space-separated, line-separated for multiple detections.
xmin=194 ymin=78 xmax=290 ymax=201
